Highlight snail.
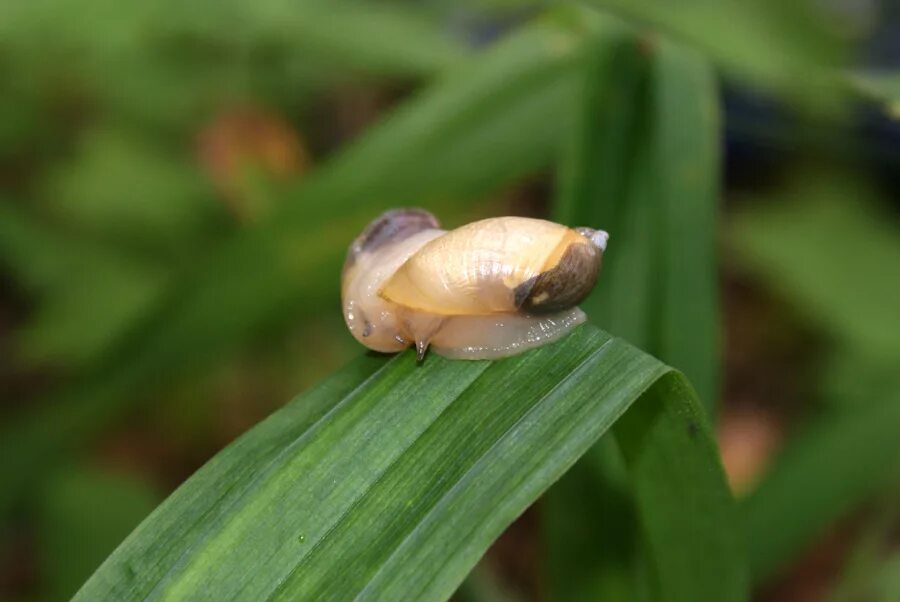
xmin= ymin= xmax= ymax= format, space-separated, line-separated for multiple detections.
xmin=341 ymin=208 xmax=609 ymax=361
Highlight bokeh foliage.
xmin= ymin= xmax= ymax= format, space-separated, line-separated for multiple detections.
xmin=0 ymin=0 xmax=897 ymax=600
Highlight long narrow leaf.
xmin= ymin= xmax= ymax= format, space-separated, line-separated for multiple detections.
xmin=583 ymin=0 xmax=843 ymax=99
xmin=731 ymin=189 xmax=900 ymax=359
xmin=548 ymin=22 xmax=652 ymax=601
xmin=547 ymin=31 xmax=722 ymax=601
xmin=652 ymin=40 xmax=720 ymax=412
xmin=732 ymin=184 xmax=900 ymax=583
xmin=849 ymin=72 xmax=900 ymax=112
xmin=556 ymin=35 xmax=720 ymax=410
xmin=77 ymin=325 xmax=746 ymax=601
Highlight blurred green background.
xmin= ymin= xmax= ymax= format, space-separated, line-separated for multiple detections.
xmin=0 ymin=1 xmax=899 ymax=600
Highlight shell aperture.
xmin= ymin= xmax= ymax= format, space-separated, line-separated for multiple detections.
xmin=341 ymin=209 xmax=608 ymax=360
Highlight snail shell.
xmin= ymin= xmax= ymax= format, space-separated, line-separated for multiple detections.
xmin=341 ymin=209 xmax=608 ymax=360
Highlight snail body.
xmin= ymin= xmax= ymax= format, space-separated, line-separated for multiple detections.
xmin=342 ymin=209 xmax=608 ymax=360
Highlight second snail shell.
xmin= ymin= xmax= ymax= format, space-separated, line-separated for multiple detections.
xmin=341 ymin=209 xmax=609 ymax=360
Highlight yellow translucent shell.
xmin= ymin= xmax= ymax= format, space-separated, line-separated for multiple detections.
xmin=379 ymin=217 xmax=583 ymax=315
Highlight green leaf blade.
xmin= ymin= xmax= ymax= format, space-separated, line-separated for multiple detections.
xmin=652 ymin=39 xmax=721 ymax=412
xmin=77 ymin=325 xmax=745 ymax=601
xmin=555 ymin=31 xmax=721 ymax=412
xmin=549 ymin=26 xmax=724 ymax=602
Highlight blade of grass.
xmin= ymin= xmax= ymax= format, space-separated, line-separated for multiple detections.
xmin=544 ymin=437 xmax=640 ymax=601
xmin=849 ymin=71 xmax=900 ymax=115
xmin=0 ymin=0 xmax=467 ymax=125
xmin=652 ymin=39 xmax=720 ymax=413
xmin=267 ymin=1 xmax=468 ymax=77
xmin=731 ymin=181 xmax=900 ymax=583
xmin=0 ymin=15 xmax=591 ymax=516
xmin=547 ymin=20 xmax=652 ymax=602
xmin=730 ymin=184 xmax=900 ymax=360
xmin=582 ymin=0 xmax=844 ymax=102
xmin=546 ymin=31 xmax=722 ymax=601
xmin=277 ymin=16 xmax=584 ymax=222
xmin=0 ymin=202 xmax=170 ymax=367
xmin=553 ymin=16 xmax=645 ymax=232
xmin=76 ymin=325 xmax=746 ymax=601
xmin=555 ymin=34 xmax=721 ymax=410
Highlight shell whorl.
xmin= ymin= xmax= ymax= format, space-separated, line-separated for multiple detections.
xmin=344 ymin=208 xmax=440 ymax=272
